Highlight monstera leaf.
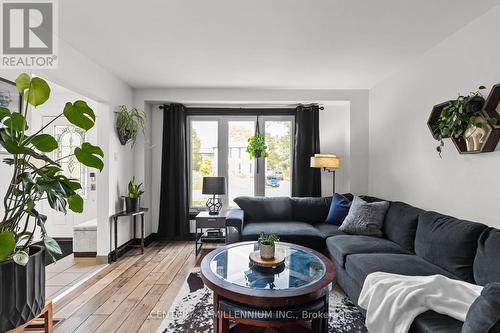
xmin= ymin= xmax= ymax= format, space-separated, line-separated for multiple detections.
xmin=75 ymin=143 xmax=104 ymax=171
xmin=64 ymin=101 xmax=96 ymax=131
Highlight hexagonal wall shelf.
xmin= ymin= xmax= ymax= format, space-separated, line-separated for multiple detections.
xmin=427 ymin=100 xmax=452 ymax=140
xmin=450 ymin=112 xmax=500 ymax=154
xmin=483 ymin=83 xmax=500 ymax=129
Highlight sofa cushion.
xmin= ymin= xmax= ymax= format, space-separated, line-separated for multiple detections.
xmin=314 ymin=223 xmax=346 ymax=238
xmin=326 ymin=235 xmax=410 ymax=267
xmin=345 ymin=253 xmax=458 ymax=286
xmin=415 ymin=211 xmax=487 ymax=282
xmin=409 ymin=311 xmax=463 ymax=333
xmin=325 ymin=193 xmax=352 ymax=225
xmin=241 ymin=221 xmax=324 ymax=251
xmin=292 ymin=196 xmax=331 ymax=224
xmin=473 ymin=228 xmax=500 ymax=286
xmin=234 ymin=196 xmax=293 ymax=221
xmin=383 ymin=201 xmax=423 ymax=252
xmin=462 ymin=283 xmax=500 ymax=333
xmin=339 ymin=196 xmax=389 ymax=237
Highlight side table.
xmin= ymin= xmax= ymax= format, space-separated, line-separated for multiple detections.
xmin=110 ymin=208 xmax=148 ymax=261
xmin=195 ymin=211 xmax=227 ymax=256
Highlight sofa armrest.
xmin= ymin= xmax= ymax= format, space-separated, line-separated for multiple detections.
xmin=226 ymin=208 xmax=244 ymax=241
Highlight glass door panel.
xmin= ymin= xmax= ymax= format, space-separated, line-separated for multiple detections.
xmin=227 ymin=120 xmax=255 ymax=205
xmin=190 ymin=121 xmax=218 ymax=207
xmin=264 ymin=120 xmax=293 ymax=197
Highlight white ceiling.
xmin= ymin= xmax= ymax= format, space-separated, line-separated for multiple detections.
xmin=60 ymin=0 xmax=500 ymax=89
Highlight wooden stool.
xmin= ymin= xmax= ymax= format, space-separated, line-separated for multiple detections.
xmin=7 ymin=302 xmax=54 ymax=333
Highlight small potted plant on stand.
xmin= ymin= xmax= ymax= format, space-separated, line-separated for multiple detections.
xmin=0 ymin=74 xmax=104 ymax=332
xmin=258 ymin=233 xmax=280 ymax=260
xmin=124 ymin=177 xmax=144 ymax=212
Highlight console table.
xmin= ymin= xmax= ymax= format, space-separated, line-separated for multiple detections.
xmin=110 ymin=208 xmax=148 ymax=261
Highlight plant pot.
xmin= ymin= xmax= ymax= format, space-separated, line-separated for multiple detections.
xmin=254 ymin=149 xmax=262 ymax=158
xmin=125 ymin=197 xmax=140 ymax=212
xmin=259 ymin=243 xmax=275 ymax=260
xmin=117 ymin=128 xmax=131 ymax=145
xmin=0 ymin=245 xmax=45 ymax=332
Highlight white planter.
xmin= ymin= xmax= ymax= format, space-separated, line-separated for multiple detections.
xmin=259 ymin=243 xmax=275 ymax=259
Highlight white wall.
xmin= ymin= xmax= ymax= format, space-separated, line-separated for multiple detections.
xmin=134 ymin=89 xmax=368 ymax=236
xmin=369 ymin=4 xmax=500 ymax=227
xmin=0 ymin=37 xmax=134 ymax=256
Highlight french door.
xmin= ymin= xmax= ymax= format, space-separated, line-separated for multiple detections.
xmin=188 ymin=115 xmax=294 ymax=208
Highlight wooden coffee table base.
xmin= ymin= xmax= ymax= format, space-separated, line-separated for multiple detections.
xmin=213 ymin=293 xmax=329 ymax=333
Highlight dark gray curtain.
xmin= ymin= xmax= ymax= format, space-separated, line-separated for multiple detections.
xmin=158 ymin=103 xmax=189 ymax=239
xmin=292 ymin=104 xmax=321 ymax=197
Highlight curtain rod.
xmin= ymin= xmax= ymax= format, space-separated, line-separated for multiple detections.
xmin=159 ymin=104 xmax=324 ymax=111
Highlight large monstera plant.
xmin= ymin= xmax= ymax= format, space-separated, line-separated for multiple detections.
xmin=0 ymin=73 xmax=104 ymax=266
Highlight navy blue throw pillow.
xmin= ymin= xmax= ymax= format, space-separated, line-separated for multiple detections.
xmin=462 ymin=283 xmax=500 ymax=333
xmin=325 ymin=193 xmax=351 ymax=225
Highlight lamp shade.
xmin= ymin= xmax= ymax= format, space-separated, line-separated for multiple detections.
xmin=310 ymin=154 xmax=340 ymax=169
xmin=202 ymin=177 xmax=226 ymax=195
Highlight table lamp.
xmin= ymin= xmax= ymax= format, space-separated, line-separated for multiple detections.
xmin=310 ymin=154 xmax=340 ymax=194
xmin=202 ymin=177 xmax=226 ymax=215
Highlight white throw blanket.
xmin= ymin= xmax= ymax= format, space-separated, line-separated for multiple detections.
xmin=358 ymin=272 xmax=483 ymax=333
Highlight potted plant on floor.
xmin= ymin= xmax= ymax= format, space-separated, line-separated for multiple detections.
xmin=258 ymin=233 xmax=280 ymax=260
xmin=124 ymin=177 xmax=144 ymax=212
xmin=0 ymin=73 xmax=104 ymax=332
xmin=115 ymin=105 xmax=146 ymax=146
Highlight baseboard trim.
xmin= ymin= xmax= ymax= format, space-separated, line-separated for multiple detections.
xmin=107 ymin=233 xmax=158 ymax=263
xmin=74 ymin=252 xmax=97 ymax=258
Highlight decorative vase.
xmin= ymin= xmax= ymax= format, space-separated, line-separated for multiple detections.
xmin=125 ymin=197 xmax=140 ymax=212
xmin=259 ymin=243 xmax=275 ymax=260
xmin=0 ymin=245 xmax=45 ymax=332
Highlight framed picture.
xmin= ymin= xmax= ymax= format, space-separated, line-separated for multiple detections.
xmin=0 ymin=77 xmax=22 ymax=154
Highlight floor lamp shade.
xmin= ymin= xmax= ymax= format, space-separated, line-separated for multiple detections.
xmin=310 ymin=154 xmax=340 ymax=194
xmin=202 ymin=177 xmax=226 ymax=215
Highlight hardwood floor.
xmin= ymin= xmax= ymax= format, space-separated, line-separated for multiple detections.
xmin=52 ymin=241 xmax=210 ymax=333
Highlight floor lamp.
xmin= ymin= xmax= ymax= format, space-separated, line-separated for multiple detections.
xmin=310 ymin=154 xmax=340 ymax=194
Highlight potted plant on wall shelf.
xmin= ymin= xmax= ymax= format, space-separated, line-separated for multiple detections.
xmin=432 ymin=86 xmax=486 ymax=156
xmin=124 ymin=177 xmax=144 ymax=212
xmin=246 ymin=133 xmax=268 ymax=159
xmin=0 ymin=74 xmax=104 ymax=332
xmin=116 ymin=105 xmax=146 ymax=146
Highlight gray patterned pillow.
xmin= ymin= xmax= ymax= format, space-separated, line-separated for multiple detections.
xmin=339 ymin=196 xmax=389 ymax=236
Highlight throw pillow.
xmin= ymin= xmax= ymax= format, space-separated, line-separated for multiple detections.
xmin=339 ymin=196 xmax=389 ymax=236
xmin=462 ymin=283 xmax=500 ymax=333
xmin=325 ymin=193 xmax=352 ymax=225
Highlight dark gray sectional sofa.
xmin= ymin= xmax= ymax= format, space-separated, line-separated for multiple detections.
xmin=227 ymin=194 xmax=500 ymax=333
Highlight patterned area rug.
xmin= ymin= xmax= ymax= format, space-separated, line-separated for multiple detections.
xmin=157 ymin=269 xmax=367 ymax=333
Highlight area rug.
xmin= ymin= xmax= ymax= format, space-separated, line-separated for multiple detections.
xmin=157 ymin=269 xmax=367 ymax=333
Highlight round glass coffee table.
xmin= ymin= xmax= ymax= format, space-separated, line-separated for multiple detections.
xmin=201 ymin=241 xmax=335 ymax=332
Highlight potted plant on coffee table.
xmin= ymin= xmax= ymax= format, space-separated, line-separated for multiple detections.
xmin=258 ymin=233 xmax=280 ymax=260
xmin=0 ymin=73 xmax=104 ymax=332
xmin=124 ymin=177 xmax=144 ymax=212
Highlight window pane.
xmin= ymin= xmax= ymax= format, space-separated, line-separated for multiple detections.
xmin=191 ymin=121 xmax=218 ymax=207
xmin=265 ymin=121 xmax=292 ymax=197
xmin=228 ymin=121 xmax=255 ymax=205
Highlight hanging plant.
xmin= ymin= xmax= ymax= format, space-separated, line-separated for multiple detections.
xmin=432 ymin=86 xmax=486 ymax=156
xmin=246 ymin=133 xmax=268 ymax=159
xmin=115 ymin=105 xmax=146 ymax=146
